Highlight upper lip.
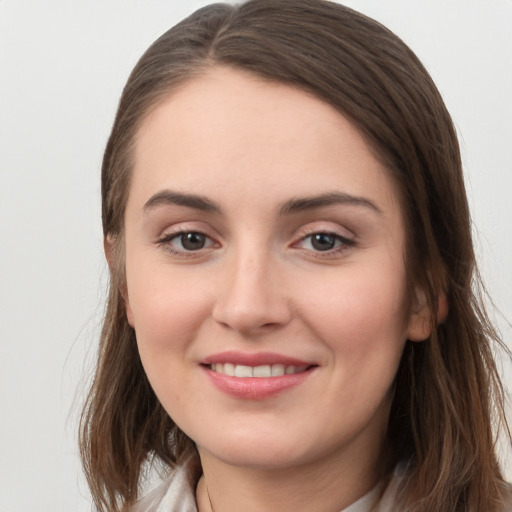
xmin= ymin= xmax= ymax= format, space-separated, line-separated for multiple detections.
xmin=202 ymin=351 xmax=315 ymax=367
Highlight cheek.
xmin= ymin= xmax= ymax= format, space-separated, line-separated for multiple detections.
xmin=124 ymin=263 xmax=214 ymax=419
xmin=294 ymin=261 xmax=408 ymax=364
xmin=293 ymin=265 xmax=408 ymax=433
xmin=125 ymin=257 xmax=212 ymax=361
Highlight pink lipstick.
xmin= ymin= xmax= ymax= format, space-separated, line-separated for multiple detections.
xmin=201 ymin=351 xmax=317 ymax=400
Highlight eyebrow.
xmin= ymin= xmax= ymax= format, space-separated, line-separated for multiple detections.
xmin=279 ymin=192 xmax=382 ymax=216
xmin=142 ymin=189 xmax=382 ymax=216
xmin=143 ymin=190 xmax=222 ymax=213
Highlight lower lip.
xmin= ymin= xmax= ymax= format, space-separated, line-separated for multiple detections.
xmin=202 ymin=366 xmax=315 ymax=400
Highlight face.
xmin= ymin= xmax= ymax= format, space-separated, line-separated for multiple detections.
xmin=122 ymin=67 xmax=429 ymax=473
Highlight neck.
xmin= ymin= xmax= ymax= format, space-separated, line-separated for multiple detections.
xmin=196 ymin=440 xmax=387 ymax=512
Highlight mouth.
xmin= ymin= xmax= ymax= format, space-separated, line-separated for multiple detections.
xmin=200 ymin=352 xmax=318 ymax=399
xmin=206 ymin=363 xmax=311 ymax=378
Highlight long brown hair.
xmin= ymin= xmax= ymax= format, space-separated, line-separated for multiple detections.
xmin=80 ymin=1 xmax=511 ymax=510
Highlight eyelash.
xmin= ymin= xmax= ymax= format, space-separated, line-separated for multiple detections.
xmin=294 ymin=230 xmax=355 ymax=255
xmin=157 ymin=229 xmax=356 ymax=259
xmin=156 ymin=230 xmax=217 ymax=256
xmin=293 ymin=230 xmax=356 ymax=258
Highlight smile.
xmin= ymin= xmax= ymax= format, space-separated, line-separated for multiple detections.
xmin=201 ymin=353 xmax=317 ymax=399
xmin=208 ymin=363 xmax=309 ymax=378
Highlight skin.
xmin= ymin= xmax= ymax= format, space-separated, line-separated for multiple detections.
xmin=121 ymin=67 xmax=431 ymax=512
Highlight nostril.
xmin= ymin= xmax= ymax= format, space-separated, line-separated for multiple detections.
xmin=211 ymin=265 xmax=292 ymax=334
xmin=212 ymin=302 xmax=291 ymax=334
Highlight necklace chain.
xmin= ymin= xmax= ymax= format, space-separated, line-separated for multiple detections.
xmin=206 ymin=484 xmax=215 ymax=512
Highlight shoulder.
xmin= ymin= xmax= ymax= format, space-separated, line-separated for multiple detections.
xmin=130 ymin=459 xmax=198 ymax=512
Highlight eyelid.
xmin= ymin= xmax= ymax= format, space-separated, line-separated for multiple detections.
xmin=291 ymin=224 xmax=357 ymax=256
xmin=293 ymin=222 xmax=355 ymax=242
xmin=295 ymin=232 xmax=354 ymax=248
xmin=155 ymin=221 xmax=217 ymax=241
xmin=155 ymin=223 xmax=220 ymax=256
xmin=159 ymin=231 xmax=215 ymax=246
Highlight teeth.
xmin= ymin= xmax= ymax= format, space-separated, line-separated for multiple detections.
xmin=234 ymin=364 xmax=253 ymax=378
xmin=210 ymin=363 xmax=307 ymax=377
xmin=271 ymin=364 xmax=285 ymax=376
xmin=253 ymin=365 xmax=271 ymax=377
xmin=223 ymin=363 xmax=235 ymax=376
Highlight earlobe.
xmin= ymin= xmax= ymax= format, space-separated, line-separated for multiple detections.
xmin=406 ymin=308 xmax=431 ymax=342
xmin=103 ymin=235 xmax=115 ymax=272
xmin=406 ymin=289 xmax=448 ymax=342
xmin=436 ymin=294 xmax=448 ymax=324
xmin=125 ymin=298 xmax=135 ymax=328
xmin=104 ymin=235 xmax=135 ymax=328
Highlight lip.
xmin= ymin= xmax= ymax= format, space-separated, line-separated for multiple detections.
xmin=202 ymin=351 xmax=312 ymax=367
xmin=201 ymin=351 xmax=317 ymax=400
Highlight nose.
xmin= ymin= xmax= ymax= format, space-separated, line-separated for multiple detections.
xmin=212 ymin=249 xmax=292 ymax=335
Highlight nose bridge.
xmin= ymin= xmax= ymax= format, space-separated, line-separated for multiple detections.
xmin=212 ymin=240 xmax=290 ymax=334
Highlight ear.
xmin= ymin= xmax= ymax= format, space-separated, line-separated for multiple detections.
xmin=103 ymin=235 xmax=115 ymax=272
xmin=406 ymin=288 xmax=448 ymax=342
xmin=104 ymin=235 xmax=135 ymax=328
xmin=436 ymin=293 xmax=448 ymax=324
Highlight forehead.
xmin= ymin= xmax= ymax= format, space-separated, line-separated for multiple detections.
xmin=130 ymin=66 xmax=401 ymax=219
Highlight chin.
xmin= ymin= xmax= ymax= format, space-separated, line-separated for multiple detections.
xmin=194 ymin=425 xmax=322 ymax=471
xmin=206 ymin=446 xmax=303 ymax=470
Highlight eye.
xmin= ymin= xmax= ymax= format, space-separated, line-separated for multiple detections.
xmin=177 ymin=232 xmax=208 ymax=251
xmin=158 ymin=231 xmax=215 ymax=252
xmin=297 ymin=232 xmax=354 ymax=252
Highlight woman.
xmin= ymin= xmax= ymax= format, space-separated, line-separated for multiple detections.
xmin=80 ymin=0 xmax=511 ymax=510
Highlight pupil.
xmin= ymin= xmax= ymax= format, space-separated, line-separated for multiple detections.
xmin=311 ymin=233 xmax=335 ymax=251
xmin=181 ymin=232 xmax=205 ymax=250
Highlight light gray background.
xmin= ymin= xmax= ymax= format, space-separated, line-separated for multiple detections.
xmin=1 ymin=1 xmax=511 ymax=511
